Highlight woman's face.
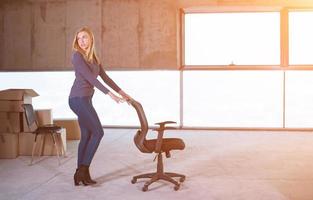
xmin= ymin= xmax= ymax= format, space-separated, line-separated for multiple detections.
xmin=77 ymin=31 xmax=91 ymax=51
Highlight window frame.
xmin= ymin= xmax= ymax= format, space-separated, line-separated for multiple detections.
xmin=181 ymin=6 xmax=313 ymax=70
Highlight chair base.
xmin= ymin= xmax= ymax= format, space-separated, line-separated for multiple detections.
xmin=131 ymin=152 xmax=185 ymax=191
xmin=131 ymin=171 xmax=185 ymax=191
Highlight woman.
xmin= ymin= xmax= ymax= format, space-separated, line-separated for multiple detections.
xmin=69 ymin=27 xmax=131 ymax=186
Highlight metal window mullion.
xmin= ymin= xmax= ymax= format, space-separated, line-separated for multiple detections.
xmin=281 ymin=9 xmax=289 ymax=128
xmin=180 ymin=10 xmax=185 ymax=128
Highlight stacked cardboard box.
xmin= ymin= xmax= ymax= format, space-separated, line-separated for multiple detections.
xmin=0 ymin=89 xmax=39 ymax=158
xmin=19 ymin=127 xmax=67 ymax=156
xmin=0 ymin=89 xmax=67 ymax=158
xmin=54 ymin=119 xmax=80 ymax=140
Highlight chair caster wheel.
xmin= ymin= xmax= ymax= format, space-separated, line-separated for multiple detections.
xmin=131 ymin=178 xmax=137 ymax=184
xmin=179 ymin=177 xmax=185 ymax=182
xmin=142 ymin=185 xmax=148 ymax=192
xmin=174 ymin=184 xmax=180 ymax=191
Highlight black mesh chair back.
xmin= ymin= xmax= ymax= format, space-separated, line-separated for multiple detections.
xmin=130 ymin=100 xmax=150 ymax=153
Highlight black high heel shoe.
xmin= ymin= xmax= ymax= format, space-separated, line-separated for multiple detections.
xmin=74 ymin=165 xmax=92 ymax=186
xmin=86 ymin=166 xmax=97 ymax=184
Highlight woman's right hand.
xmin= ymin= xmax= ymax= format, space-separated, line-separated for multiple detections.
xmin=108 ymin=92 xmax=125 ymax=104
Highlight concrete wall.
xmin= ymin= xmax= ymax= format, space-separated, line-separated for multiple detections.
xmin=102 ymin=0 xmax=140 ymax=68
xmin=2 ymin=1 xmax=32 ymax=70
xmin=32 ymin=1 xmax=66 ymax=70
xmin=0 ymin=0 xmax=313 ymax=71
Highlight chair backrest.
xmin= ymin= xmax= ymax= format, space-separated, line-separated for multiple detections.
xmin=130 ymin=100 xmax=151 ymax=153
xmin=22 ymin=104 xmax=38 ymax=128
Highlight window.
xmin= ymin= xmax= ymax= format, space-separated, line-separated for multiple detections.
xmin=289 ymin=11 xmax=313 ymax=65
xmin=0 ymin=71 xmax=179 ymax=126
xmin=185 ymin=12 xmax=280 ymax=66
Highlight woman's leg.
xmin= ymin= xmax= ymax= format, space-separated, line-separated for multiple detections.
xmin=69 ymin=97 xmax=92 ymax=167
xmin=69 ymin=96 xmax=102 ymax=185
xmin=69 ymin=96 xmax=104 ymax=166
xmin=78 ymin=100 xmax=104 ymax=166
xmin=77 ymin=118 xmax=91 ymax=168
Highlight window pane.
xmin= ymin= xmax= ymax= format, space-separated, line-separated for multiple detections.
xmin=0 ymin=72 xmax=75 ymax=118
xmin=0 ymin=71 xmax=179 ymax=126
xmin=93 ymin=71 xmax=180 ymax=126
xmin=285 ymin=71 xmax=313 ymax=127
xmin=185 ymin=12 xmax=280 ymax=65
xmin=289 ymin=11 xmax=313 ymax=65
xmin=183 ymin=71 xmax=283 ymax=127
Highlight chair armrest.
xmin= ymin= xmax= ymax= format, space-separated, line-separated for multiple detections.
xmin=153 ymin=120 xmax=177 ymax=132
xmin=152 ymin=127 xmax=177 ymax=132
xmin=155 ymin=121 xmax=176 ymax=126
xmin=153 ymin=129 xmax=164 ymax=153
xmin=153 ymin=124 xmax=177 ymax=153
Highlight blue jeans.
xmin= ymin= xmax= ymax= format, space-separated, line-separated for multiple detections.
xmin=69 ymin=96 xmax=104 ymax=167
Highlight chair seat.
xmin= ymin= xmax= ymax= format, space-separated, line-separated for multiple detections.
xmin=36 ymin=126 xmax=62 ymax=134
xmin=144 ymin=138 xmax=185 ymax=153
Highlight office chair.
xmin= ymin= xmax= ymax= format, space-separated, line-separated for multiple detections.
xmin=22 ymin=104 xmax=66 ymax=165
xmin=130 ymin=100 xmax=186 ymax=191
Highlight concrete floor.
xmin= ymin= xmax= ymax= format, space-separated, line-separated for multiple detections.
xmin=1 ymin=129 xmax=313 ymax=200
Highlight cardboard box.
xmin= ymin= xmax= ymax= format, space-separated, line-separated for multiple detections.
xmin=0 ymin=89 xmax=39 ymax=101
xmin=54 ymin=119 xmax=81 ymax=140
xmin=35 ymin=109 xmax=52 ymax=126
xmin=19 ymin=128 xmax=66 ymax=156
xmin=0 ymin=89 xmax=39 ymax=112
xmin=0 ymin=112 xmax=36 ymax=133
xmin=18 ymin=132 xmax=40 ymax=156
xmin=0 ymin=112 xmax=20 ymax=133
xmin=0 ymin=89 xmax=39 ymax=133
xmin=0 ymin=100 xmax=32 ymax=112
xmin=0 ymin=133 xmax=19 ymax=159
xmin=42 ymin=128 xmax=66 ymax=156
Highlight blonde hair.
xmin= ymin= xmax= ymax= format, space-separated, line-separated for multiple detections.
xmin=72 ymin=27 xmax=100 ymax=64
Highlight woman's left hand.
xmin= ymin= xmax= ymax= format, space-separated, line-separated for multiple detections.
xmin=108 ymin=92 xmax=125 ymax=104
xmin=119 ymin=90 xmax=133 ymax=104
